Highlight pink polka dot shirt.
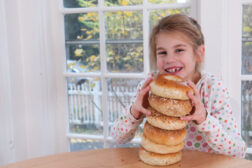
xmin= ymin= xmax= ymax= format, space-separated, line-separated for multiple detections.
xmin=110 ymin=72 xmax=247 ymax=158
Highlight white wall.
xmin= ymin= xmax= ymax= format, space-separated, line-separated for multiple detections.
xmin=0 ymin=0 xmax=243 ymax=165
xmin=0 ymin=0 xmax=15 ymax=164
xmin=199 ymin=0 xmax=242 ymax=126
xmin=199 ymin=0 xmax=224 ymax=75
xmin=0 ymin=0 xmax=68 ymax=165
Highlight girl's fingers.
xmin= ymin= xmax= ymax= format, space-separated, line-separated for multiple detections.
xmin=187 ymin=91 xmax=199 ymax=107
xmin=139 ymin=86 xmax=150 ymax=99
xmin=180 ymin=115 xmax=194 ymax=121
xmin=141 ymin=78 xmax=153 ymax=90
xmin=140 ymin=107 xmax=152 ymax=116
xmin=186 ymin=80 xmax=200 ymax=97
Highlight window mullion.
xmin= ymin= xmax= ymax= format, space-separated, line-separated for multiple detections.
xmin=143 ymin=0 xmax=150 ymax=75
xmin=60 ymin=3 xmax=191 ymax=14
xmin=98 ymin=0 xmax=108 ymax=148
xmin=63 ymin=72 xmax=146 ymax=78
xmin=190 ymin=0 xmax=199 ymax=19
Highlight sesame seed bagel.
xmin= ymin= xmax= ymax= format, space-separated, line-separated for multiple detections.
xmin=146 ymin=106 xmax=188 ymax=130
xmin=148 ymin=94 xmax=192 ymax=117
xmin=139 ymin=147 xmax=182 ymax=166
xmin=143 ymin=121 xmax=186 ymax=146
xmin=141 ymin=134 xmax=185 ymax=154
xmin=150 ymin=74 xmax=193 ymax=100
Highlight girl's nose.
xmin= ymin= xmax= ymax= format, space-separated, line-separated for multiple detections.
xmin=164 ymin=54 xmax=175 ymax=63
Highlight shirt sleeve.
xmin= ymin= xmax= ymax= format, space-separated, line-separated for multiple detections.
xmin=195 ymin=79 xmax=247 ymax=158
xmin=110 ymin=78 xmax=147 ymax=144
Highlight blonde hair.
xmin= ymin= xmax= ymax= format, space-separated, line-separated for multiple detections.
xmin=149 ymin=14 xmax=205 ymax=72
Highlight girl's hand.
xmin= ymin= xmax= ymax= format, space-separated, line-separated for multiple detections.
xmin=180 ymin=80 xmax=207 ymax=124
xmin=130 ymin=78 xmax=153 ymax=120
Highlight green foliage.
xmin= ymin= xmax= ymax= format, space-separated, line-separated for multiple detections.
xmin=105 ymin=0 xmax=142 ymax=6
xmin=106 ymin=44 xmax=143 ymax=72
xmin=106 ymin=11 xmax=142 ymax=40
xmin=77 ymin=0 xmax=97 ymax=7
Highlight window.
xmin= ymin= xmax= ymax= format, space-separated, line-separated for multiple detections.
xmin=242 ymin=0 xmax=252 ymax=156
xmin=61 ymin=0 xmax=195 ymax=151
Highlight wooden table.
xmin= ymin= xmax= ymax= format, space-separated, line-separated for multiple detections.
xmin=1 ymin=148 xmax=252 ymax=168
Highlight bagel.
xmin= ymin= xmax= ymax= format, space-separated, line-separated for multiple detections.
xmin=139 ymin=147 xmax=182 ymax=166
xmin=150 ymin=74 xmax=193 ymax=100
xmin=146 ymin=106 xmax=187 ymax=130
xmin=143 ymin=121 xmax=186 ymax=146
xmin=148 ymin=94 xmax=192 ymax=117
xmin=141 ymin=134 xmax=184 ymax=154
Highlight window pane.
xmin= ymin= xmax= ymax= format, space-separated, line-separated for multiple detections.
xmin=105 ymin=11 xmax=143 ymax=40
xmin=106 ymin=43 xmax=143 ymax=73
xmin=246 ymin=153 xmax=252 ymax=160
xmin=105 ymin=0 xmax=142 ymax=6
xmin=63 ymin=0 xmax=98 ymax=8
xmin=67 ymin=77 xmax=103 ymax=135
xmin=66 ymin=44 xmax=100 ymax=73
xmin=149 ymin=8 xmax=190 ymax=30
xmin=149 ymin=0 xmax=189 ymax=4
xmin=107 ymin=78 xmax=143 ymax=138
xmin=242 ymin=42 xmax=252 ymax=75
xmin=70 ymin=138 xmax=103 ymax=151
xmin=242 ymin=4 xmax=252 ymax=75
xmin=241 ymin=81 xmax=252 ymax=148
xmin=242 ymin=4 xmax=252 ymax=38
xmin=105 ymin=11 xmax=143 ymax=73
xmin=64 ymin=13 xmax=99 ymax=41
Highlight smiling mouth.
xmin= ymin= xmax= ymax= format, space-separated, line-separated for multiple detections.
xmin=165 ymin=67 xmax=183 ymax=74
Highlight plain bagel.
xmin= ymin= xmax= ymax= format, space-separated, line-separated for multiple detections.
xmin=150 ymin=74 xmax=193 ymax=100
xmin=141 ymin=134 xmax=185 ymax=154
xmin=146 ymin=106 xmax=188 ymax=130
xmin=148 ymin=94 xmax=192 ymax=117
xmin=139 ymin=147 xmax=182 ymax=166
xmin=143 ymin=121 xmax=186 ymax=146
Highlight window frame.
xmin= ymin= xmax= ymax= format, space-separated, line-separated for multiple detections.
xmin=241 ymin=0 xmax=252 ymax=154
xmin=222 ymin=0 xmax=252 ymax=155
xmin=57 ymin=0 xmax=198 ymax=150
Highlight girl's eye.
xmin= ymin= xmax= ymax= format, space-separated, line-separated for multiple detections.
xmin=175 ymin=49 xmax=184 ymax=53
xmin=157 ymin=51 xmax=167 ymax=55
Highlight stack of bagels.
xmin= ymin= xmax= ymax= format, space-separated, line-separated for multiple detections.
xmin=139 ymin=74 xmax=193 ymax=166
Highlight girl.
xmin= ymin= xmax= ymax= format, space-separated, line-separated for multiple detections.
xmin=111 ymin=14 xmax=247 ymax=158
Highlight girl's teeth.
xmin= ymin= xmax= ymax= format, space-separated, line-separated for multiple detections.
xmin=168 ymin=68 xmax=180 ymax=72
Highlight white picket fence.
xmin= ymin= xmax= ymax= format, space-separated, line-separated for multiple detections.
xmin=68 ymin=80 xmax=137 ymax=127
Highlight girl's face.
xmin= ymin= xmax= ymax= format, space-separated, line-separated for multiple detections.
xmin=156 ymin=31 xmax=204 ymax=81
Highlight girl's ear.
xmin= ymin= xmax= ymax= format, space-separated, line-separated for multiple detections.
xmin=196 ymin=45 xmax=205 ymax=63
